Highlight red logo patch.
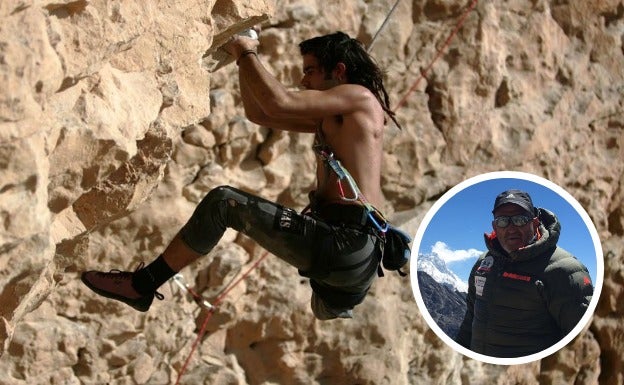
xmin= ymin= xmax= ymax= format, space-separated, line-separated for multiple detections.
xmin=583 ymin=276 xmax=591 ymax=286
xmin=502 ymin=271 xmax=532 ymax=282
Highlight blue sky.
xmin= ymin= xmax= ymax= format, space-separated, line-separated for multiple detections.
xmin=416 ymin=174 xmax=601 ymax=285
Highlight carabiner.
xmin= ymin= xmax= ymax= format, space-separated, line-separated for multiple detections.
xmin=337 ymin=178 xmax=359 ymax=201
xmin=367 ymin=210 xmax=389 ymax=233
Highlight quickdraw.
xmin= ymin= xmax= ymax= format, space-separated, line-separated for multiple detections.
xmin=172 ymin=273 xmax=214 ymax=310
xmin=314 ymin=146 xmax=390 ymax=234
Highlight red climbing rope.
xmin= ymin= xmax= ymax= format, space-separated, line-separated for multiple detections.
xmin=395 ymin=0 xmax=479 ymax=111
xmin=174 ymin=250 xmax=270 ymax=385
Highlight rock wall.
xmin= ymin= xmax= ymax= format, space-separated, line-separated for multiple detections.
xmin=0 ymin=0 xmax=623 ymax=384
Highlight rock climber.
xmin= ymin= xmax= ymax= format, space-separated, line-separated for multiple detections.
xmin=81 ymin=31 xmax=402 ymax=320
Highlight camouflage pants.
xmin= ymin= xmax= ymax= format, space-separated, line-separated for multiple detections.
xmin=179 ymin=186 xmax=380 ymax=316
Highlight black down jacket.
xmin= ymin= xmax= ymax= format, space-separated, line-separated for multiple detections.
xmin=455 ymin=208 xmax=594 ymax=358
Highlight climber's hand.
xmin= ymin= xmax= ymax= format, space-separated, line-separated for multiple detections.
xmin=223 ymin=34 xmax=259 ymax=59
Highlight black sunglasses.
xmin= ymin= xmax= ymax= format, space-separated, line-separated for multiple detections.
xmin=493 ymin=215 xmax=533 ymax=228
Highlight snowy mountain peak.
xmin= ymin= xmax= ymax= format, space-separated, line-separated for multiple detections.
xmin=417 ymin=252 xmax=468 ymax=293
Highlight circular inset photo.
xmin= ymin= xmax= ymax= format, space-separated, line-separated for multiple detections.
xmin=410 ymin=171 xmax=603 ymax=365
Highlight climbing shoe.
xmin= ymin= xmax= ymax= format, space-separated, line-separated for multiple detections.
xmin=81 ymin=262 xmax=164 ymax=312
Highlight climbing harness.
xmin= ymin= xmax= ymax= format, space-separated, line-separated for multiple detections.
xmin=313 ymin=137 xmax=411 ymax=278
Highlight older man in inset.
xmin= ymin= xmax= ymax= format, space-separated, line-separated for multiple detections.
xmin=456 ymin=189 xmax=593 ymax=357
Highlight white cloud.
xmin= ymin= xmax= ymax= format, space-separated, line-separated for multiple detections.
xmin=431 ymin=241 xmax=482 ymax=264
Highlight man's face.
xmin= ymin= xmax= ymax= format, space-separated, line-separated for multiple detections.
xmin=492 ymin=203 xmax=539 ymax=253
xmin=300 ymin=54 xmax=339 ymax=90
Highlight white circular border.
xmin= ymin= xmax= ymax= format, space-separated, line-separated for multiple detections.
xmin=410 ymin=171 xmax=604 ymax=365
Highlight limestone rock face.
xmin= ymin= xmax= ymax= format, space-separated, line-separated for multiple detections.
xmin=1 ymin=0 xmax=623 ymax=384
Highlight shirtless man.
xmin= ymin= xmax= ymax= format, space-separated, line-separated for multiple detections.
xmin=81 ymin=31 xmax=400 ymax=320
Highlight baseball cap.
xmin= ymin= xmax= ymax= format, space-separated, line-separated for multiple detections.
xmin=492 ymin=189 xmax=536 ymax=216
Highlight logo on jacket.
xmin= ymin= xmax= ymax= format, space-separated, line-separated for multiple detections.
xmin=502 ymin=271 xmax=532 ymax=282
xmin=477 ymin=255 xmax=494 ymax=273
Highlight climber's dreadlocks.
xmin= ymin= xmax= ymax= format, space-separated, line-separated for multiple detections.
xmin=299 ymin=31 xmax=402 ymax=129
